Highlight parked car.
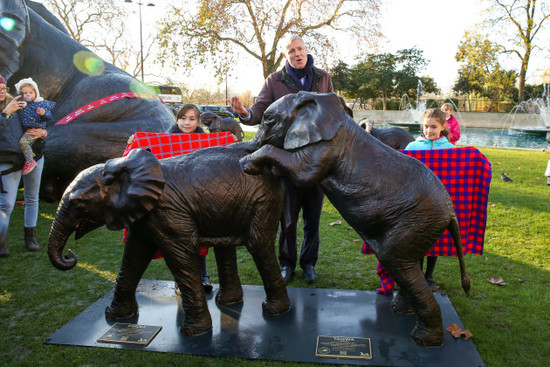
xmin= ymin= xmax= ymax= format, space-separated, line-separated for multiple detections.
xmin=199 ymin=105 xmax=235 ymax=119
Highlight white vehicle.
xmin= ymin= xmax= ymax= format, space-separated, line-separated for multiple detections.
xmin=150 ymin=85 xmax=183 ymax=105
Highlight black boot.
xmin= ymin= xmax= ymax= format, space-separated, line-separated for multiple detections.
xmin=24 ymin=227 xmax=40 ymax=252
xmin=0 ymin=242 xmax=9 ymax=257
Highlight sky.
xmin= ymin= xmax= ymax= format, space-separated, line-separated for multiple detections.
xmin=36 ymin=0 xmax=549 ymax=97
xmin=145 ymin=0 xmax=487 ymax=95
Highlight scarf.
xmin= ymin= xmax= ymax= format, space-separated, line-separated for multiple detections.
xmin=285 ymin=54 xmax=314 ymax=91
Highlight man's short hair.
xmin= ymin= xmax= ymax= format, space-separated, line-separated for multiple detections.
xmin=281 ymin=34 xmax=306 ymax=53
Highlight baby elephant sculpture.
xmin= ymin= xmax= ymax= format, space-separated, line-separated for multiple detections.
xmin=48 ymin=148 xmax=289 ymax=336
xmin=359 ymin=118 xmax=415 ymax=150
xmin=201 ymin=112 xmax=245 ymax=141
xmin=240 ymin=92 xmax=470 ymax=347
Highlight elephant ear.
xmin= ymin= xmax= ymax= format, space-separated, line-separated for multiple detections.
xmin=284 ymin=92 xmax=346 ymax=150
xmin=101 ymin=149 xmax=165 ymax=230
xmin=0 ymin=0 xmax=29 ymax=80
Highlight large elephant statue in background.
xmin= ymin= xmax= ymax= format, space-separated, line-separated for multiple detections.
xmin=47 ymin=148 xmax=289 ymax=336
xmin=239 ymin=91 xmax=470 ymax=347
xmin=0 ymin=0 xmax=174 ymax=200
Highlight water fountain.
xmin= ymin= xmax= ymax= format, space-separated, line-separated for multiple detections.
xmin=389 ymin=80 xmax=426 ymax=130
xmin=502 ymin=83 xmax=550 ymax=136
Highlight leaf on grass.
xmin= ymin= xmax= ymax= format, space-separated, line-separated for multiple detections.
xmin=518 ymin=279 xmax=525 ymax=283
xmin=446 ymin=323 xmax=473 ymax=340
xmin=328 ymin=220 xmax=342 ymax=227
xmin=535 ymin=177 xmax=541 ymax=180
xmin=503 ymin=264 xmax=511 ymax=270
xmin=489 ymin=203 xmax=496 ymax=207
xmin=517 ymin=166 xmax=522 ymax=170
xmin=353 ymin=239 xmax=360 ymax=242
xmin=487 ymin=276 xmax=507 ymax=286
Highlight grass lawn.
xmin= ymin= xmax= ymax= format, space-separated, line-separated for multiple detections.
xmin=0 ymin=143 xmax=549 ymax=367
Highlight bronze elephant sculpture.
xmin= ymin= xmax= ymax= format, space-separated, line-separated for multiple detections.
xmin=240 ymin=91 xmax=470 ymax=347
xmin=48 ymin=148 xmax=289 ymax=336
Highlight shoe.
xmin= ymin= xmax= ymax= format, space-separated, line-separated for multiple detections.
xmin=22 ymin=160 xmax=37 ymax=175
xmin=281 ymin=266 xmax=294 ymax=284
xmin=303 ymin=265 xmax=317 ymax=284
xmin=24 ymin=227 xmax=40 ymax=251
xmin=0 ymin=245 xmax=9 ymax=257
xmin=202 ymin=275 xmax=213 ymax=292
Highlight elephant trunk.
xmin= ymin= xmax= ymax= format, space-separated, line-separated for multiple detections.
xmin=48 ymin=198 xmax=78 ymax=270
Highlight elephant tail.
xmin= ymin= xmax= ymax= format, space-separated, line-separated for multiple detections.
xmin=449 ymin=215 xmax=470 ymax=295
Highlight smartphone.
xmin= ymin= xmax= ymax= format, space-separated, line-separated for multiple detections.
xmin=15 ymin=91 xmax=24 ymax=100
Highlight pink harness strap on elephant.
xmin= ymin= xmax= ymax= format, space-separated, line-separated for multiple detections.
xmin=122 ymin=132 xmax=237 ymax=257
xmin=55 ymin=93 xmax=160 ymax=125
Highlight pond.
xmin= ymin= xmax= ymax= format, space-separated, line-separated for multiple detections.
xmin=408 ymin=127 xmax=549 ymax=150
xmin=241 ymin=124 xmax=549 ymax=150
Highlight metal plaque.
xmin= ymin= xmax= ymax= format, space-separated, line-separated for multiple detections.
xmin=97 ymin=323 xmax=162 ymax=346
xmin=315 ymin=335 xmax=372 ymax=360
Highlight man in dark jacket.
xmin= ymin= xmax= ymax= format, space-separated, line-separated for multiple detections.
xmin=230 ymin=35 xmax=334 ymax=284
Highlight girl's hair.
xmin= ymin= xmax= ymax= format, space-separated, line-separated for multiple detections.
xmin=176 ymin=103 xmax=200 ymax=120
xmin=422 ymin=108 xmax=449 ymax=138
xmin=441 ymin=102 xmax=454 ymax=112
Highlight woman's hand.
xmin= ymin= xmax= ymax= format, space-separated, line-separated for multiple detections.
xmin=3 ymin=95 xmax=25 ymax=115
xmin=25 ymin=128 xmax=48 ymax=139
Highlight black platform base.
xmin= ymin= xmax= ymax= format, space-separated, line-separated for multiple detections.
xmin=44 ymin=280 xmax=485 ymax=366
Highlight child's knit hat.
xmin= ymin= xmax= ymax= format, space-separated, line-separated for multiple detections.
xmin=15 ymin=77 xmax=44 ymax=102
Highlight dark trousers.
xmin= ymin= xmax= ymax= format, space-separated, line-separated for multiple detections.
xmin=278 ymin=178 xmax=324 ymax=270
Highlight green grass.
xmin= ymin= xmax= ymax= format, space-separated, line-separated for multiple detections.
xmin=0 ymin=145 xmax=549 ymax=366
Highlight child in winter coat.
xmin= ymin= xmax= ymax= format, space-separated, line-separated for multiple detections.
xmin=441 ymin=102 xmax=461 ymax=145
xmin=14 ymin=78 xmax=55 ymax=175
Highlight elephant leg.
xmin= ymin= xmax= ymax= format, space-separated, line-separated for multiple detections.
xmin=163 ymin=247 xmax=212 ymax=336
xmin=105 ymin=230 xmax=155 ymax=320
xmin=213 ymin=246 xmax=243 ymax=306
xmin=247 ymin=219 xmax=290 ymax=316
xmin=385 ymin=260 xmax=444 ymax=347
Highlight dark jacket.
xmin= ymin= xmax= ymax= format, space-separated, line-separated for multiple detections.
xmin=166 ymin=125 xmax=205 ymax=134
xmin=242 ymin=65 xmax=334 ymax=126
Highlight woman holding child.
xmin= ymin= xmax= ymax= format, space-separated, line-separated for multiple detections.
xmin=0 ymin=75 xmax=48 ymax=257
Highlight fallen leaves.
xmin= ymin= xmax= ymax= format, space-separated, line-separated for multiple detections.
xmin=446 ymin=323 xmax=473 ymax=340
xmin=487 ymin=276 xmax=507 ymax=286
xmin=328 ymin=220 xmax=342 ymax=227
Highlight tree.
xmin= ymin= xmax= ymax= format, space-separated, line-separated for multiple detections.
xmin=455 ymin=31 xmax=517 ymax=111
xmin=330 ymin=60 xmax=352 ymax=96
xmin=484 ymin=0 xmax=550 ymax=101
xmin=393 ymin=48 xmax=429 ymax=99
xmin=156 ymin=0 xmax=382 ymax=80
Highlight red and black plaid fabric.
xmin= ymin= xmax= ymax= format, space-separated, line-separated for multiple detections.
xmin=362 ymin=146 xmax=492 ymax=257
xmin=362 ymin=147 xmax=492 ymax=293
xmin=122 ymin=131 xmax=237 ymax=257
xmin=123 ymin=131 xmax=236 ymax=158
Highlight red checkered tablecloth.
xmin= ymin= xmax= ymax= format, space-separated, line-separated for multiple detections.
xmin=122 ymin=131 xmax=237 ymax=256
xmin=123 ymin=131 xmax=236 ymax=158
xmin=362 ymin=146 xmax=492 ymax=257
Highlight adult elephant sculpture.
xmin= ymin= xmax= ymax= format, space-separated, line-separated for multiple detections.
xmin=240 ymin=91 xmax=470 ymax=347
xmin=0 ymin=0 xmax=174 ymax=200
xmin=48 ymin=147 xmax=289 ymax=335
xmin=200 ymin=112 xmax=245 ymax=141
xmin=359 ymin=118 xmax=415 ymax=150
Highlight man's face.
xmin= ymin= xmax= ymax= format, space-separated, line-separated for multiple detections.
xmin=284 ymin=39 xmax=307 ymax=69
